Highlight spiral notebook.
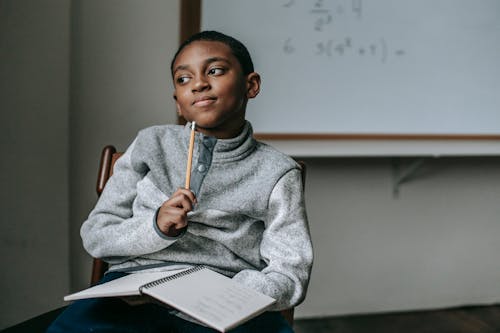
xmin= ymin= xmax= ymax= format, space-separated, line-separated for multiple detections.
xmin=64 ymin=266 xmax=276 ymax=332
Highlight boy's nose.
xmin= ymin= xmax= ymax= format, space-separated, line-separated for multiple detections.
xmin=192 ymin=76 xmax=210 ymax=92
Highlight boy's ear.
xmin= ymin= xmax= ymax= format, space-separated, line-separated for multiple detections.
xmin=245 ymin=72 xmax=261 ymax=99
xmin=173 ymin=94 xmax=182 ymax=116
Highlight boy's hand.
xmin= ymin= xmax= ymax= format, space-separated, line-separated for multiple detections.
xmin=156 ymin=188 xmax=196 ymax=237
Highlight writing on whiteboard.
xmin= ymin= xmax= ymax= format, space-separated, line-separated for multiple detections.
xmin=282 ymin=0 xmax=406 ymax=63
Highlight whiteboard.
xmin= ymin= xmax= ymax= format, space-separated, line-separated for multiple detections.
xmin=201 ymin=0 xmax=500 ymax=136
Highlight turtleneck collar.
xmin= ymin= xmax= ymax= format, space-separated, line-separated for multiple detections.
xmin=183 ymin=121 xmax=257 ymax=163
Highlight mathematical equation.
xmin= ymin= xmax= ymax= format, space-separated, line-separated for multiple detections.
xmin=281 ymin=0 xmax=406 ymax=63
xmin=283 ymin=0 xmax=363 ymax=31
xmin=283 ymin=36 xmax=405 ymax=63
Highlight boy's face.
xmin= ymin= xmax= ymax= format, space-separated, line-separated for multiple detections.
xmin=172 ymin=40 xmax=260 ymax=139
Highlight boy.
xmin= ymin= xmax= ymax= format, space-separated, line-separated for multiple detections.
xmin=48 ymin=31 xmax=313 ymax=333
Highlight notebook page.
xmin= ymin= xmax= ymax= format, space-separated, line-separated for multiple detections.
xmin=142 ymin=267 xmax=276 ymax=332
xmin=64 ymin=268 xmax=188 ymax=301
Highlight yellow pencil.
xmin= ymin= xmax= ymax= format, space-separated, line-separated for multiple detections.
xmin=185 ymin=121 xmax=196 ymax=189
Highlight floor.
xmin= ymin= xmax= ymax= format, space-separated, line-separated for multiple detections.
xmin=293 ymin=305 xmax=500 ymax=333
xmin=4 ymin=304 xmax=500 ymax=332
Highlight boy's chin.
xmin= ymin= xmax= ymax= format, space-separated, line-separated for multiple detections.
xmin=189 ymin=117 xmax=224 ymax=130
xmin=190 ymin=120 xmax=213 ymax=129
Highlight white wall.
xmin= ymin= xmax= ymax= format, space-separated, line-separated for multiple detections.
xmin=0 ymin=0 xmax=70 ymax=328
xmin=298 ymin=156 xmax=500 ymax=318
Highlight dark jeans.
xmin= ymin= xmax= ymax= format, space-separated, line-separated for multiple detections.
xmin=46 ymin=272 xmax=294 ymax=333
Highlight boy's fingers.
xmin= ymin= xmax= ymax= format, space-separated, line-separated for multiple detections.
xmin=175 ymin=188 xmax=197 ymax=203
xmin=157 ymin=206 xmax=188 ymax=229
xmin=156 ymin=188 xmax=197 ymax=234
xmin=164 ymin=192 xmax=195 ymax=211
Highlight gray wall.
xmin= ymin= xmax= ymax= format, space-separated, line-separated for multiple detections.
xmin=69 ymin=0 xmax=180 ymax=293
xmin=1 ymin=0 xmax=500 ymax=329
xmin=0 ymin=0 xmax=70 ymax=328
xmin=0 ymin=0 xmax=179 ymax=328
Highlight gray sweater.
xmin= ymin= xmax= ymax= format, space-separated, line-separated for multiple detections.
xmin=81 ymin=122 xmax=313 ymax=309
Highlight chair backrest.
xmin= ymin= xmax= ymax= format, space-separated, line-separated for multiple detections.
xmin=90 ymin=145 xmax=306 ymax=325
xmin=96 ymin=145 xmax=122 ymax=196
xmin=90 ymin=146 xmax=122 ymax=285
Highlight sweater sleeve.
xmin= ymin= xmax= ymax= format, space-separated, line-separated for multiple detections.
xmin=232 ymin=168 xmax=314 ymax=310
xmin=80 ymin=139 xmax=181 ymax=263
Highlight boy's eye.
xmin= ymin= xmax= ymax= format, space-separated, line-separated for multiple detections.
xmin=208 ymin=67 xmax=225 ymax=76
xmin=176 ymin=75 xmax=191 ymax=85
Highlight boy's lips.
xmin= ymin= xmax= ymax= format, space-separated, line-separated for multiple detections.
xmin=192 ymin=96 xmax=217 ymax=107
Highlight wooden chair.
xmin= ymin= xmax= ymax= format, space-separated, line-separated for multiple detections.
xmin=90 ymin=145 xmax=306 ymax=326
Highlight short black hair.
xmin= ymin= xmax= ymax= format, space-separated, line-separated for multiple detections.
xmin=170 ymin=30 xmax=254 ymax=76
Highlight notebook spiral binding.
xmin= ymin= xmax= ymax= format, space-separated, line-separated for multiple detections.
xmin=140 ymin=266 xmax=205 ymax=290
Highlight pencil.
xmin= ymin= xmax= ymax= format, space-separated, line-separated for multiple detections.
xmin=185 ymin=121 xmax=196 ymax=189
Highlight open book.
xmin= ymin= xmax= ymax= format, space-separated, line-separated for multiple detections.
xmin=64 ymin=266 xmax=276 ymax=332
